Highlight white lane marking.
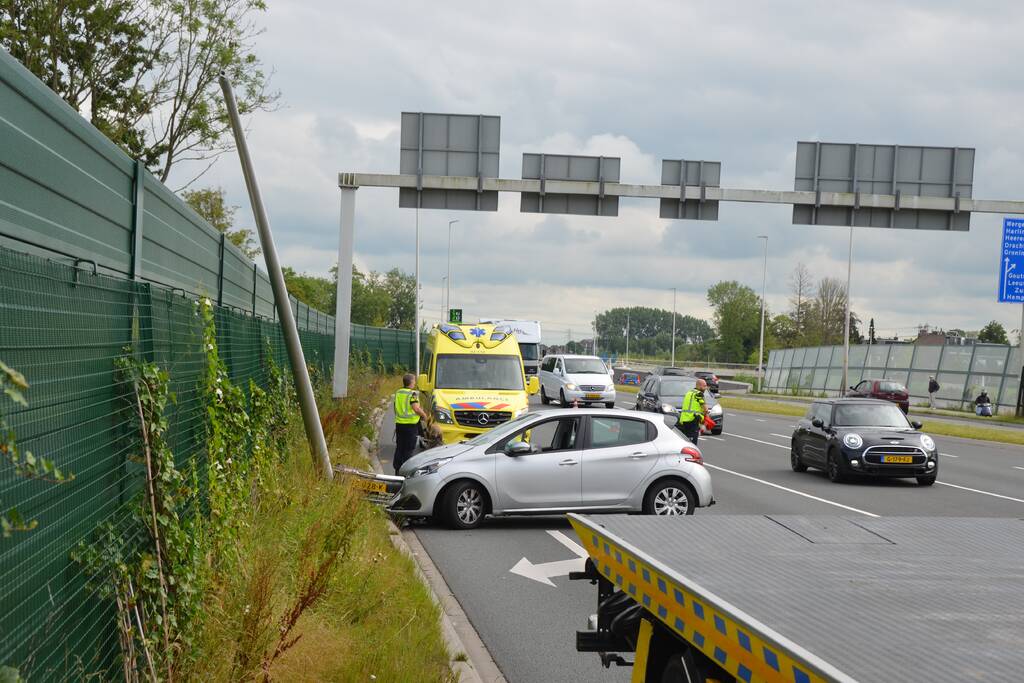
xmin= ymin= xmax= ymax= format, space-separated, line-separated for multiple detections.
xmin=1013 ymin=466 xmax=1024 ymax=471
xmin=727 ymin=413 xmax=739 ymax=417
xmin=755 ymin=418 xmax=767 ymax=422
xmin=725 ymin=432 xmax=790 ymax=450
xmin=940 ymin=453 xmax=959 ymax=458
xmin=770 ymin=433 xmax=792 ymax=440
xmin=547 ymin=530 xmax=589 ymax=558
xmin=703 ymin=435 xmax=725 ymax=441
xmin=703 ymin=463 xmax=879 ymax=517
xmin=935 ymin=481 xmax=1024 ymax=504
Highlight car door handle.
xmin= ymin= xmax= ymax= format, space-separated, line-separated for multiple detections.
xmin=628 ymin=451 xmax=646 ymax=458
xmin=558 ymin=459 xmax=578 ymax=466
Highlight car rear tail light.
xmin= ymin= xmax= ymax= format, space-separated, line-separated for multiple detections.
xmin=681 ymin=446 xmax=703 ymax=465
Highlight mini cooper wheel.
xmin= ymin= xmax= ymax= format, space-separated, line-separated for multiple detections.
xmin=826 ymin=449 xmax=846 ymax=483
xmin=791 ymin=442 xmax=808 ymax=472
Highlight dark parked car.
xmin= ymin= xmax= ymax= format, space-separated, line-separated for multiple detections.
xmin=847 ymin=378 xmax=910 ymax=413
xmin=634 ymin=375 xmax=723 ymax=434
xmin=790 ymin=398 xmax=938 ymax=485
xmin=692 ymin=370 xmax=720 ymax=396
xmin=649 ymin=366 xmax=690 ymax=376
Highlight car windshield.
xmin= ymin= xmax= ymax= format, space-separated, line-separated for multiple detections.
xmin=519 ymin=343 xmax=540 ymax=361
xmin=435 ymin=354 xmax=524 ymax=390
xmin=564 ymin=358 xmax=607 ymax=374
xmin=462 ymin=413 xmax=535 ymax=445
xmin=834 ymin=403 xmax=911 ymax=428
xmin=660 ymin=379 xmax=696 ymax=396
xmin=878 ymin=381 xmax=906 ymax=393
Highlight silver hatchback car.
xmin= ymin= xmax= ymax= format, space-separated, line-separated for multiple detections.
xmin=391 ymin=408 xmax=714 ymax=529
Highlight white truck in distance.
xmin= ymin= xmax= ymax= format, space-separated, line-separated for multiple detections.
xmin=480 ymin=319 xmax=542 ymax=376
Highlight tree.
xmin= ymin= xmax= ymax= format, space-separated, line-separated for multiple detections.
xmin=182 ymin=187 xmax=260 ymax=258
xmin=1 ymin=0 xmax=278 ymax=186
xmin=706 ymin=281 xmax=763 ymax=363
xmin=1 ymin=0 xmax=154 ymax=155
xmin=788 ymin=262 xmax=813 ymax=343
xmin=282 ymin=265 xmax=417 ymax=330
xmin=282 ymin=267 xmax=334 ymax=313
xmin=593 ymin=307 xmax=712 ymax=359
xmin=806 ymin=277 xmax=848 ymax=346
xmin=978 ymin=320 xmax=1009 ymax=345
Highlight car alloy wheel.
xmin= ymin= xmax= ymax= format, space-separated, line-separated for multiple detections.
xmin=456 ymin=487 xmax=483 ymax=526
xmin=827 ymin=451 xmax=845 ymax=483
xmin=653 ymin=486 xmax=690 ymax=515
xmin=790 ymin=443 xmax=807 ymax=472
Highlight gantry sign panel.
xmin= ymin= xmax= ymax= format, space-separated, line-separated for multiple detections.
xmin=793 ymin=142 xmax=975 ymax=230
xmin=399 ymin=112 xmax=500 ymax=211
xmin=520 ymin=154 xmax=621 ymax=216
xmin=660 ymin=159 xmax=721 ymax=221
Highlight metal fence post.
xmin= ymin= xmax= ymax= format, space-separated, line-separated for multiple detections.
xmin=251 ymin=263 xmax=258 ymax=315
xmin=130 ymin=160 xmax=145 ymax=280
xmin=216 ymin=233 xmax=226 ymax=307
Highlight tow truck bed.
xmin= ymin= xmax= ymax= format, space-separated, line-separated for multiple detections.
xmin=569 ymin=514 xmax=1024 ymax=682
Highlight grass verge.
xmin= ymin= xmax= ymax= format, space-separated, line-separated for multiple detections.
xmin=720 ymin=396 xmax=1024 ymax=447
xmin=615 ymin=384 xmax=639 ymax=394
xmin=190 ymin=368 xmax=453 ymax=682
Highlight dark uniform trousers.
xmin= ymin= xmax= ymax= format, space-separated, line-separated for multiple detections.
xmin=394 ymin=423 xmax=419 ymax=474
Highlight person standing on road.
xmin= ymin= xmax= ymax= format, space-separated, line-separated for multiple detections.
xmin=927 ymin=376 xmax=940 ymax=409
xmin=677 ymin=379 xmax=709 ymax=446
xmin=394 ymin=373 xmax=428 ymax=474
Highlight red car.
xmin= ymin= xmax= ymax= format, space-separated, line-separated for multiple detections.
xmin=847 ymin=378 xmax=910 ymax=413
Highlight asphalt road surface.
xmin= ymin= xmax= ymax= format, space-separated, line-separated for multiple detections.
xmin=378 ymin=395 xmax=1024 ymax=683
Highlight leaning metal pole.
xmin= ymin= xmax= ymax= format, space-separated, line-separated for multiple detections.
xmin=219 ymin=75 xmax=333 ymax=480
xmin=841 ymin=224 xmax=854 ymax=393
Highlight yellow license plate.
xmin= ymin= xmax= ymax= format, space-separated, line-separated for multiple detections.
xmin=883 ymin=455 xmax=913 ymax=464
xmin=586 ymin=393 xmax=602 ymax=399
xmin=352 ymin=479 xmax=388 ymax=494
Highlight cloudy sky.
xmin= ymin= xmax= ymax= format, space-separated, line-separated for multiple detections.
xmin=186 ymin=0 xmax=1024 ymax=344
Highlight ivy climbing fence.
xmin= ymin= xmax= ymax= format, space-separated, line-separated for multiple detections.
xmin=0 ymin=46 xmax=413 ymax=678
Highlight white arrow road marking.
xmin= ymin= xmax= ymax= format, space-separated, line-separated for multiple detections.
xmin=509 ymin=530 xmax=589 ymax=587
xmin=547 ymin=529 xmax=589 ymax=558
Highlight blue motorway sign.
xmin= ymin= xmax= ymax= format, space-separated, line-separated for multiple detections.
xmin=999 ymin=217 xmax=1024 ymax=303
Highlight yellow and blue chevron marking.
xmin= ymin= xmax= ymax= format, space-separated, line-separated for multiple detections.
xmin=569 ymin=517 xmax=833 ymax=683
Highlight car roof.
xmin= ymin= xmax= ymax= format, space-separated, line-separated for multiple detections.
xmin=529 ymin=407 xmax=659 ymax=421
xmin=547 ymin=354 xmax=602 ymax=360
xmin=814 ymin=397 xmax=894 ymax=405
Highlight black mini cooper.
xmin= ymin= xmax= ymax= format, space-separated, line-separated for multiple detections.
xmin=790 ymin=398 xmax=938 ymax=486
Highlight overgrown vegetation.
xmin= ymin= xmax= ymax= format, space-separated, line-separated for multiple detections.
xmin=69 ymin=300 xmax=449 ymax=681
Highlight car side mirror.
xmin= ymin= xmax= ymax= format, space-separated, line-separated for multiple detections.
xmin=527 ymin=376 xmax=540 ymax=395
xmin=417 ymin=373 xmax=431 ymax=392
xmin=911 ymin=420 xmax=923 ymax=430
xmin=505 ymin=441 xmax=533 ymax=456
xmin=811 ymin=418 xmax=824 ymax=429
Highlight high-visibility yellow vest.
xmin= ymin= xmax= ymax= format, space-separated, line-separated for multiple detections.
xmin=394 ymin=388 xmax=420 ymax=425
xmin=677 ymin=389 xmax=705 ymax=424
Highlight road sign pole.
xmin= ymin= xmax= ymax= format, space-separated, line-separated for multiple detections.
xmin=415 ymin=207 xmax=420 ymax=377
xmin=842 ymin=225 xmax=854 ymax=393
xmin=334 ymin=183 xmax=357 ymax=397
xmin=757 ymin=235 xmax=768 ymax=392
xmin=670 ymin=288 xmax=677 ymax=367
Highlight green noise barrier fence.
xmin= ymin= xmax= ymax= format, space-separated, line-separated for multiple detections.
xmin=0 ymin=45 xmax=417 ymax=678
xmin=0 ymin=246 xmax=334 ymax=679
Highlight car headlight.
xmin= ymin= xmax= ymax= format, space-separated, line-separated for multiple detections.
xmin=661 ymin=403 xmax=678 ymax=414
xmin=411 ymin=456 xmax=453 ymax=478
xmin=708 ymin=404 xmax=723 ymax=416
xmin=434 ymin=407 xmax=454 ymax=424
xmin=920 ymin=434 xmax=936 ymax=451
xmin=514 ymin=407 xmax=528 ymax=417
xmin=605 ymin=386 xmax=615 ymax=393
xmin=843 ymin=433 xmax=863 ymax=449
xmin=565 ymin=383 xmax=578 ymax=391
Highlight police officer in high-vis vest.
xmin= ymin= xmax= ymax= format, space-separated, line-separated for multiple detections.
xmin=677 ymin=378 xmax=709 ymax=446
xmin=394 ymin=373 xmax=428 ymax=474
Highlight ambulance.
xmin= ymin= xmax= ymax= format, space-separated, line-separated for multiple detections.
xmin=418 ymin=322 xmax=540 ymax=444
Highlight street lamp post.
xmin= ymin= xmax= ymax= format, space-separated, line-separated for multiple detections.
xmin=625 ymin=309 xmax=630 ymax=366
xmin=841 ymin=225 xmax=854 ymax=393
xmin=441 ymin=276 xmax=447 ymax=321
xmin=446 ymin=219 xmax=458 ymax=318
xmin=670 ymin=288 xmax=677 ymax=367
xmin=757 ymin=235 xmax=768 ymax=393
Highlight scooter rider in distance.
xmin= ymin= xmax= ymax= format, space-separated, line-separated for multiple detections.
xmin=677 ymin=378 xmax=709 ymax=446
